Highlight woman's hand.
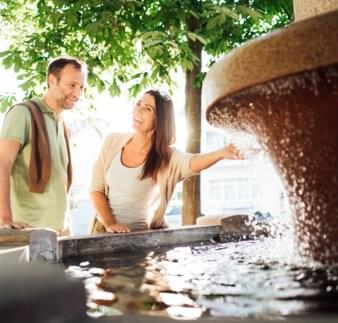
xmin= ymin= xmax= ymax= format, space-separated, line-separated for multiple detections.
xmin=219 ymin=143 xmax=244 ymax=160
xmin=106 ymin=223 xmax=130 ymax=233
xmin=190 ymin=143 xmax=244 ymax=172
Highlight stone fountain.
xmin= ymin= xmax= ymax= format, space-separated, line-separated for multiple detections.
xmin=202 ymin=0 xmax=338 ymax=264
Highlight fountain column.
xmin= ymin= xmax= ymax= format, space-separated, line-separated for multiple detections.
xmin=203 ymin=2 xmax=338 ymax=264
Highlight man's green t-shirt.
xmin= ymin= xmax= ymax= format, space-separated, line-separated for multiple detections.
xmin=0 ymin=98 xmax=69 ymax=231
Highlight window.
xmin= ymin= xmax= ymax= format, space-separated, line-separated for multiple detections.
xmin=206 ymin=131 xmax=228 ymax=151
xmin=210 ymin=180 xmax=222 ymax=200
xmin=209 ymin=178 xmax=260 ymax=203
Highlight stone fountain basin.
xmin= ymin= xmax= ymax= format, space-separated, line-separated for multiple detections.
xmin=202 ymin=10 xmax=338 ymax=112
xmin=0 ymin=216 xmax=268 ymax=262
xmin=1 ymin=225 xmax=338 ymax=322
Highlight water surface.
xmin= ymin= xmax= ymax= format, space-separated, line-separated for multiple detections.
xmin=64 ymin=237 xmax=338 ymax=320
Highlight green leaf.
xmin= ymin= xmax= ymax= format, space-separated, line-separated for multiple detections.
xmin=66 ymin=10 xmax=78 ymax=26
xmin=142 ymin=39 xmax=163 ymax=49
xmin=219 ymin=6 xmax=239 ymax=20
xmin=188 ymin=10 xmax=200 ymax=20
xmin=86 ymin=22 xmax=100 ymax=35
xmin=206 ymin=16 xmax=221 ymax=30
xmin=108 ymin=80 xmax=120 ymax=97
xmin=20 ymin=77 xmax=35 ymax=91
xmin=101 ymin=11 xmax=114 ymax=22
xmin=0 ymin=94 xmax=17 ymax=113
xmin=97 ymin=79 xmax=106 ymax=93
xmin=0 ymin=50 xmax=11 ymax=58
xmin=194 ymin=34 xmax=207 ymax=45
xmin=130 ymin=72 xmax=144 ymax=80
xmin=238 ymin=5 xmax=263 ymax=21
xmin=187 ymin=31 xmax=196 ymax=42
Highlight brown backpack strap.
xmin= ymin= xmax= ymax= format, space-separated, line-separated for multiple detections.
xmin=9 ymin=100 xmax=72 ymax=193
xmin=63 ymin=123 xmax=73 ymax=192
xmin=19 ymin=100 xmax=51 ymax=193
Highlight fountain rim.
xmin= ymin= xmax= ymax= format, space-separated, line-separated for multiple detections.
xmin=202 ymin=10 xmax=338 ymax=119
xmin=205 ymin=62 xmax=337 ymax=122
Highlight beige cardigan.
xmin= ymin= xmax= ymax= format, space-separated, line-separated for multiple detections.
xmin=89 ymin=132 xmax=198 ymax=232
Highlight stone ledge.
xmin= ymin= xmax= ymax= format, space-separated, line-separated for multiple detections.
xmin=58 ymin=225 xmax=220 ymax=260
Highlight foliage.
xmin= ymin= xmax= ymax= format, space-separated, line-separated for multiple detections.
xmin=0 ymin=0 xmax=293 ymax=111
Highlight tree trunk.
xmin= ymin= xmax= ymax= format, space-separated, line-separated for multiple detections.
xmin=182 ymin=27 xmax=202 ymax=226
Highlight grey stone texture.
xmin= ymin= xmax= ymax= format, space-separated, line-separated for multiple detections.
xmin=29 ymin=228 xmax=58 ymax=262
xmin=58 ymin=225 xmax=220 ymax=261
xmin=0 ymin=228 xmax=58 ymax=263
xmin=0 ymin=262 xmax=88 ymax=323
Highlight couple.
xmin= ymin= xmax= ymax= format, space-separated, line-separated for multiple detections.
xmin=0 ymin=56 xmax=243 ymax=235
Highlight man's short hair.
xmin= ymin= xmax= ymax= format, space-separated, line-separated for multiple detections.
xmin=47 ymin=56 xmax=87 ymax=86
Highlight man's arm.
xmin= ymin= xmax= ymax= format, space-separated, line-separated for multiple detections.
xmin=0 ymin=139 xmax=30 ymax=228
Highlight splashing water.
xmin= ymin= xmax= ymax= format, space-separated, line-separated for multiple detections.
xmin=223 ymin=129 xmax=262 ymax=160
xmin=207 ymin=64 xmax=338 ymax=264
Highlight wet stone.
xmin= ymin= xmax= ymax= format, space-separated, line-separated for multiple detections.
xmin=220 ymin=215 xmax=273 ymax=242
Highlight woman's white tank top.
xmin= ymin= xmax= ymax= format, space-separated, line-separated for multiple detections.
xmin=106 ymin=151 xmax=160 ymax=230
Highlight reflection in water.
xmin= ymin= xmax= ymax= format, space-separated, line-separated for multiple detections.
xmin=64 ymin=236 xmax=338 ymax=320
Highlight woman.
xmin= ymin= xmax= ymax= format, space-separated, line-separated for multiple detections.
xmin=90 ymin=89 xmax=242 ymax=233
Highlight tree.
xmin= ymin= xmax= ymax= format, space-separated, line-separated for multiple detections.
xmin=0 ymin=0 xmax=292 ymax=224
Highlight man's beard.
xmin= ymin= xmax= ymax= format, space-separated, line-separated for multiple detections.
xmin=62 ymin=97 xmax=77 ymax=110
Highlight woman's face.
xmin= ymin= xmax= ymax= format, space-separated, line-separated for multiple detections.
xmin=132 ymin=93 xmax=156 ymax=133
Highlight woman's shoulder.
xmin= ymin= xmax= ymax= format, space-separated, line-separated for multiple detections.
xmin=168 ymin=147 xmax=194 ymax=166
xmin=159 ymin=147 xmax=196 ymax=180
xmin=170 ymin=147 xmax=193 ymax=159
xmin=99 ymin=132 xmax=133 ymax=161
xmin=103 ymin=132 xmax=133 ymax=146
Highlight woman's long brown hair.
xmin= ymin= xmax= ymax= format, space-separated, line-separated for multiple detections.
xmin=140 ymin=89 xmax=176 ymax=181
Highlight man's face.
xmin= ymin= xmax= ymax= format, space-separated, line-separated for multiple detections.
xmin=48 ymin=64 xmax=86 ymax=110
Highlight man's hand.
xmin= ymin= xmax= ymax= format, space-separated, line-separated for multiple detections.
xmin=0 ymin=220 xmax=32 ymax=230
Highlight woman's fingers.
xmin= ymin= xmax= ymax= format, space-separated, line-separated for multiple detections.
xmin=106 ymin=224 xmax=130 ymax=233
xmin=227 ymin=143 xmax=244 ymax=159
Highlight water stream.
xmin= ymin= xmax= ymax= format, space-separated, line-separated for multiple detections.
xmin=207 ymin=64 xmax=338 ymax=263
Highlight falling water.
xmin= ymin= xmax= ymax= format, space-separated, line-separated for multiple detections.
xmin=207 ymin=64 xmax=338 ymax=264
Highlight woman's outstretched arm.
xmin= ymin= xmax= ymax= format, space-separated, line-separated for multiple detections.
xmin=190 ymin=143 xmax=243 ymax=172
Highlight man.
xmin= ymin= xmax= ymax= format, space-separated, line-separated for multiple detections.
xmin=0 ymin=56 xmax=87 ymax=234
